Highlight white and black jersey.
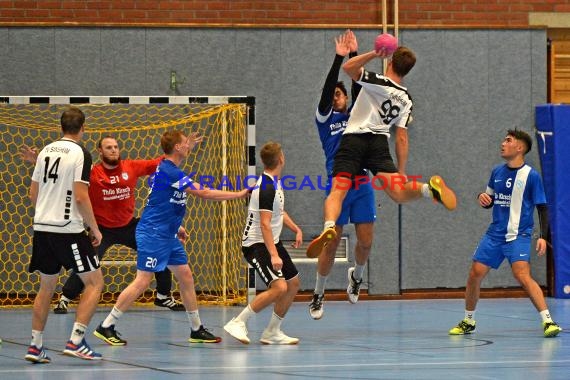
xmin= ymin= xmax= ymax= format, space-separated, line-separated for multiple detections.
xmin=242 ymin=173 xmax=284 ymax=247
xmin=345 ymin=69 xmax=413 ymax=136
xmin=31 ymin=138 xmax=92 ymax=233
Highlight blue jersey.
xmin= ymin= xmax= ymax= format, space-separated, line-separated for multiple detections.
xmin=315 ymin=105 xmax=376 ymax=225
xmin=136 ymin=159 xmax=194 ymax=239
xmin=485 ymin=163 xmax=546 ymax=242
xmin=315 ymin=105 xmax=352 ymax=176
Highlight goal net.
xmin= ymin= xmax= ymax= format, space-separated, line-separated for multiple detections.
xmin=0 ymin=96 xmax=255 ymax=307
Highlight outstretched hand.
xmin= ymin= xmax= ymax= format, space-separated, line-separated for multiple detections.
xmin=335 ymin=31 xmax=351 ymax=57
xmin=188 ymin=132 xmax=204 ymax=152
xmin=345 ymin=29 xmax=358 ymax=53
xmin=20 ymin=145 xmax=38 ymax=164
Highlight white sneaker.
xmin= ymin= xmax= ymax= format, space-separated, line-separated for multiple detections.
xmin=309 ymin=294 xmax=324 ymax=320
xmin=223 ymin=318 xmax=250 ymax=344
xmin=347 ymin=267 xmax=363 ymax=304
xmin=259 ymin=329 xmax=299 ymax=345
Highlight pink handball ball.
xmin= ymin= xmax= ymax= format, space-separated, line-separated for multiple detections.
xmin=374 ymin=33 xmax=398 ymax=55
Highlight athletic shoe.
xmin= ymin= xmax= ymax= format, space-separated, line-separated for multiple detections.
xmin=259 ymin=329 xmax=299 ymax=345
xmin=93 ymin=323 xmax=127 ymax=346
xmin=25 ymin=345 xmax=51 ymax=364
xmin=347 ymin=267 xmax=363 ymax=304
xmin=428 ymin=175 xmax=457 ymax=211
xmin=154 ymin=296 xmax=185 ymax=311
xmin=62 ymin=339 xmax=102 ymax=360
xmin=449 ymin=319 xmax=476 ymax=335
xmin=53 ymin=299 xmax=68 ymax=314
xmin=306 ymin=227 xmax=337 ymax=258
xmin=309 ymin=294 xmax=325 ymax=320
xmin=224 ymin=318 xmax=250 ymax=344
xmin=543 ymin=321 xmax=562 ymax=337
xmin=189 ymin=325 xmax=222 ymax=343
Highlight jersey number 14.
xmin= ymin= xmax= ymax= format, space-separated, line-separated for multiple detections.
xmin=43 ymin=156 xmax=61 ymax=183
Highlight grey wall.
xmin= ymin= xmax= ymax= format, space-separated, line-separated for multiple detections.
xmin=0 ymin=27 xmax=547 ymax=294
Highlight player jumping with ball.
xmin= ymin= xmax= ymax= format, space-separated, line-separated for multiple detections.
xmin=307 ymin=43 xmax=458 ymax=258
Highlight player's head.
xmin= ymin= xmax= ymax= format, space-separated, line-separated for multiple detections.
xmin=503 ymin=129 xmax=532 ymax=157
xmin=260 ymin=141 xmax=284 ymax=170
xmin=60 ymin=107 xmax=85 ymax=135
xmin=161 ymin=130 xmax=189 ymax=156
xmin=97 ymin=135 xmax=121 ymax=166
xmin=333 ymin=81 xmax=349 ymax=113
xmin=390 ymin=47 xmax=416 ymax=78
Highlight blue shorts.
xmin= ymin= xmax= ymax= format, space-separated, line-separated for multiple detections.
xmin=472 ymin=234 xmax=532 ymax=269
xmin=136 ymin=232 xmax=188 ymax=272
xmin=327 ymin=183 xmax=376 ymax=226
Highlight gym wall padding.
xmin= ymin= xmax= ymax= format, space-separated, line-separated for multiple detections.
xmin=536 ymin=104 xmax=570 ymax=298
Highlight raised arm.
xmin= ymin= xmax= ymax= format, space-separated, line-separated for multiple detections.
xmin=318 ymin=31 xmax=352 ymax=114
xmin=20 ymin=145 xmax=38 ymax=164
xmin=345 ymin=29 xmax=362 ymax=103
xmin=343 ymin=50 xmax=389 ymax=81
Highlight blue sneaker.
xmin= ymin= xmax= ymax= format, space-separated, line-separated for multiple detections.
xmin=25 ymin=345 xmax=51 ymax=364
xmin=62 ymin=339 xmax=102 ymax=360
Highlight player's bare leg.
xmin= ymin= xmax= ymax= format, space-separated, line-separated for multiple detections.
xmin=380 ymin=172 xmax=457 ymax=210
xmin=310 ymin=226 xmax=342 ymax=319
xmin=170 ymin=264 xmax=221 ymax=343
xmin=449 ymin=261 xmax=488 ymax=335
xmin=347 ymin=222 xmax=373 ymax=304
xmin=94 ymin=270 xmax=152 ymax=346
xmin=511 ymin=261 xmax=562 ymax=337
xmin=307 ymin=178 xmax=348 ymax=258
xmin=260 ymin=276 xmax=300 ymax=345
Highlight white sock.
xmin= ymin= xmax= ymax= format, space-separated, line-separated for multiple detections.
xmin=236 ymin=304 xmax=255 ymax=323
xmin=156 ymin=293 xmax=167 ymax=300
xmin=102 ymin=306 xmax=123 ymax=328
xmin=187 ymin=310 xmax=202 ymax=331
xmin=70 ymin=322 xmax=87 ymax=345
xmin=266 ymin=312 xmax=283 ymax=332
xmin=324 ymin=220 xmax=335 ymax=230
xmin=465 ymin=310 xmax=476 ymax=322
xmin=421 ymin=183 xmax=431 ymax=199
xmin=353 ymin=264 xmax=366 ymax=281
xmin=31 ymin=330 xmax=43 ymax=348
xmin=314 ymin=273 xmax=327 ymax=295
xmin=540 ymin=309 xmax=553 ymax=323
xmin=61 ymin=295 xmax=71 ymax=303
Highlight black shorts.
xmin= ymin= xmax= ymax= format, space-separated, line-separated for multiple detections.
xmin=29 ymin=231 xmax=100 ymax=275
xmin=98 ymin=217 xmax=138 ymax=257
xmin=332 ymin=133 xmax=398 ymax=178
xmin=242 ymin=241 xmax=298 ymax=287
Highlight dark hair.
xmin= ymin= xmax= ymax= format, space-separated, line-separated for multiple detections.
xmin=336 ymin=81 xmax=348 ymax=96
xmin=392 ymin=46 xmax=416 ymax=77
xmin=260 ymin=141 xmax=282 ymax=169
xmin=60 ymin=106 xmax=85 ymax=134
xmin=507 ymin=128 xmax=532 ymax=154
xmin=161 ymin=130 xmax=185 ymax=154
xmin=97 ymin=134 xmax=117 ymax=149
